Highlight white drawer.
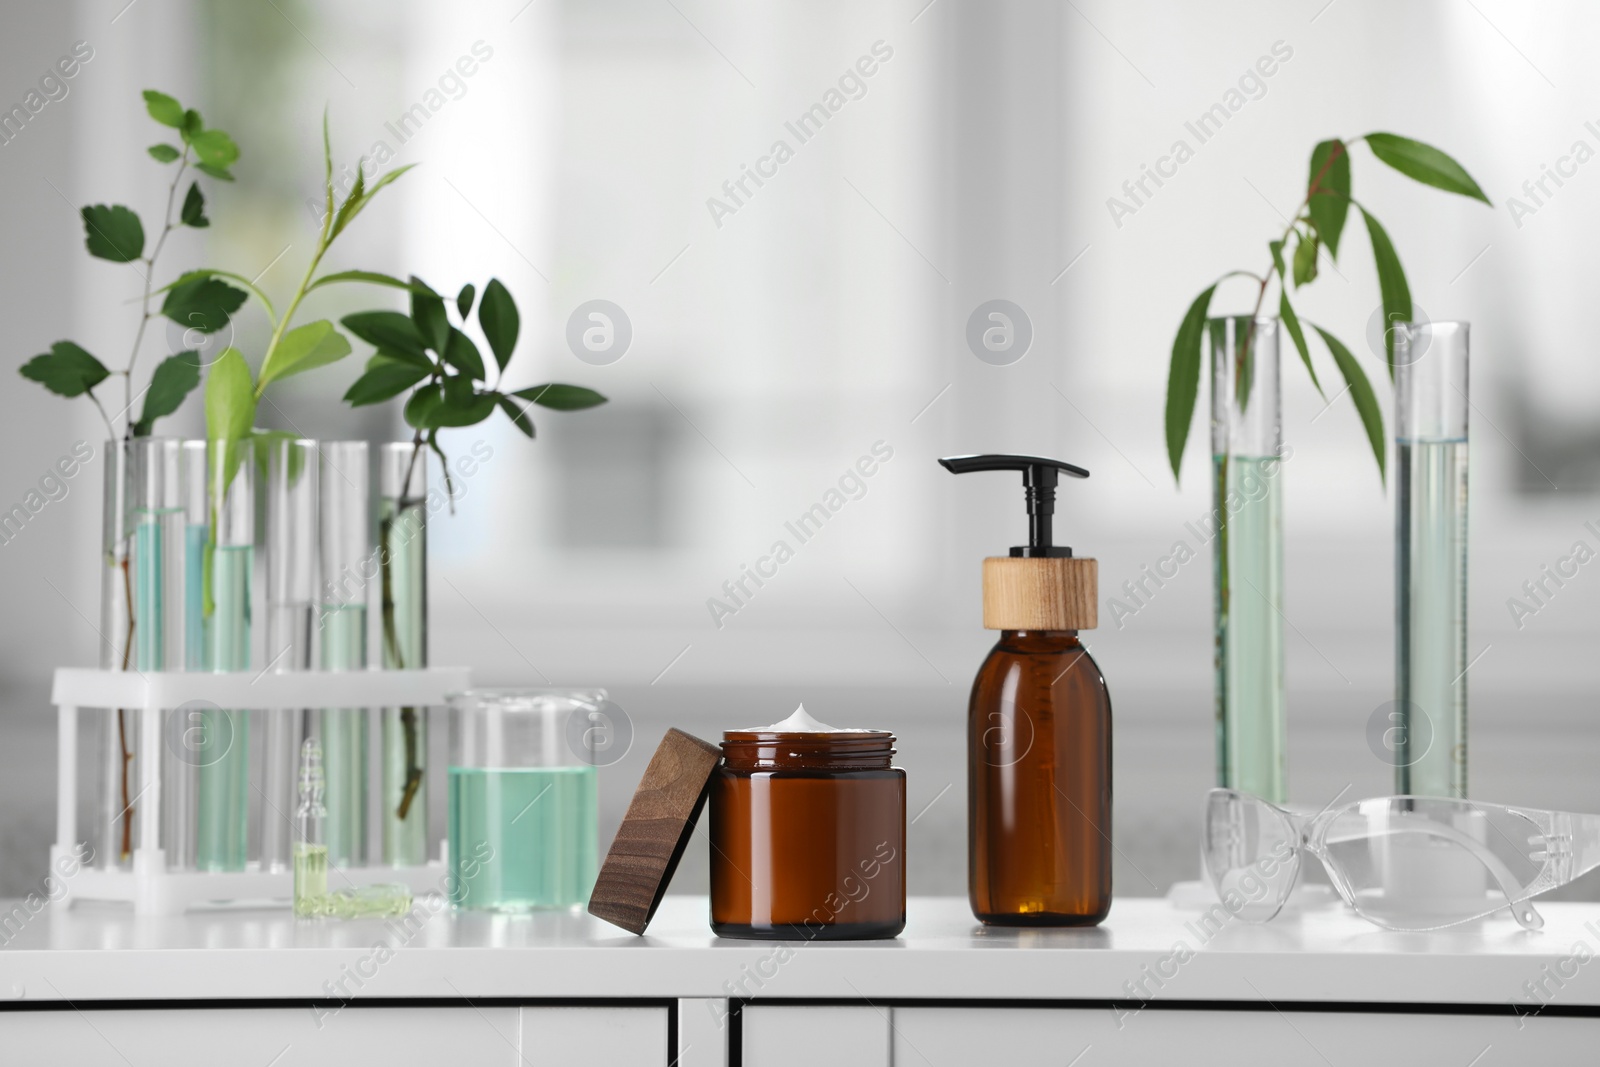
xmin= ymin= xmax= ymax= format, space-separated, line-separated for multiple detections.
xmin=742 ymin=1005 xmax=891 ymax=1067
xmin=523 ymin=1005 xmax=668 ymax=1065
xmin=0 ymin=1005 xmax=518 ymax=1066
xmin=891 ymin=1005 xmax=1600 ymax=1065
xmin=0 ymin=1004 xmax=668 ymax=1066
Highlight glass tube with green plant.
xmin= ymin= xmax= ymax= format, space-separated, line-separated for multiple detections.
xmin=1163 ymin=133 xmax=1489 ymax=799
xmin=18 ymin=90 xmax=243 ymax=868
xmin=341 ymin=278 xmax=608 ymax=865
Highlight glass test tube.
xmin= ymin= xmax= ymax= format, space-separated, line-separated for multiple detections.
xmin=1394 ymin=322 xmax=1469 ymax=798
xmin=128 ymin=438 xmax=184 ymax=868
xmin=196 ymin=437 xmax=253 ymax=871
xmin=163 ymin=440 xmax=209 ymax=870
xmin=263 ymin=438 xmax=319 ymax=871
xmin=96 ymin=439 xmax=132 ymax=869
xmin=319 ymin=441 xmax=369 ymax=866
xmin=379 ymin=443 xmax=429 ymax=865
xmin=1209 ymin=316 xmax=1287 ymax=804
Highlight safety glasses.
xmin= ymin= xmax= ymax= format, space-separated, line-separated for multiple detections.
xmin=1202 ymin=788 xmax=1600 ymax=932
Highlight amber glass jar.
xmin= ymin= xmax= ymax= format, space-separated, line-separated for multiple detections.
xmin=710 ymin=730 xmax=905 ymax=940
xmin=969 ymin=630 xmax=1111 ymax=925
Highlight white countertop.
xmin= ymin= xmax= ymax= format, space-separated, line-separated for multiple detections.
xmin=0 ymin=894 xmax=1593 ymax=1008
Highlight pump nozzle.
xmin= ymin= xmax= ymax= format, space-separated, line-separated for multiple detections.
xmin=938 ymin=454 xmax=1089 ymax=558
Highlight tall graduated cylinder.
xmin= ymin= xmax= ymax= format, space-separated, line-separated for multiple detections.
xmin=1209 ymin=316 xmax=1287 ymax=803
xmin=1394 ymin=322 xmax=1469 ymax=797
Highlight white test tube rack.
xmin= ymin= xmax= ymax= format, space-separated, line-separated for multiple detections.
xmin=50 ymin=666 xmax=470 ymax=915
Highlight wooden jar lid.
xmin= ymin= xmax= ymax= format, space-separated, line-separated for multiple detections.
xmin=588 ymin=727 xmax=721 ymax=935
xmin=981 ymin=556 xmax=1097 ymax=630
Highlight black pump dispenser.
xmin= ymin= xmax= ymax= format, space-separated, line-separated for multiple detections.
xmin=938 ymin=452 xmax=1111 ymax=927
xmin=938 ymin=454 xmax=1090 ymax=558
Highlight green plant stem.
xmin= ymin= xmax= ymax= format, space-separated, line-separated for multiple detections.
xmin=378 ymin=471 xmax=425 ymax=822
xmin=400 ymin=429 xmax=425 ymax=499
xmin=1237 ymin=138 xmax=1352 ymax=395
xmin=125 ymin=147 xmax=191 ymax=433
xmin=253 ymin=200 xmax=335 ymax=403
xmin=85 ymin=387 xmax=115 ymax=441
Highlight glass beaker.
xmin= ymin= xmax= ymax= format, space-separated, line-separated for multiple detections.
xmin=447 ymin=689 xmax=603 ymax=911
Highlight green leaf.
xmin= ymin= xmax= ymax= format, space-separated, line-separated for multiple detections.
xmin=456 ymin=284 xmax=476 ymax=320
xmin=143 ymin=90 xmax=184 ymax=128
xmin=1311 ymin=324 xmax=1385 ymax=483
xmin=1307 ymin=139 xmax=1351 ymax=259
xmin=1278 ymin=291 xmax=1322 ymax=398
xmin=161 ymin=275 xmax=247 ymax=334
xmin=1268 ymin=240 xmax=1286 ymax=281
xmin=148 ymin=143 xmax=181 ymax=163
xmin=1360 ymin=207 xmax=1412 ymax=376
xmin=477 ymin=278 xmax=519 ymax=371
xmin=329 ymin=163 xmax=417 ymax=239
xmin=257 ymin=319 xmax=351 ymax=391
xmin=195 ymin=162 xmax=234 ymax=182
xmin=181 ymin=109 xmax=203 ymax=138
xmin=340 ymin=311 xmax=430 ymax=363
xmin=132 ymin=353 xmax=202 ymax=436
xmin=81 ymin=204 xmax=145 ymax=262
xmin=19 ymin=341 xmax=110 ymax=398
xmin=441 ymin=328 xmax=485 ymax=381
xmin=1365 ymin=133 xmax=1490 ymax=205
xmin=432 ymin=387 xmax=498 ymax=428
xmin=361 ymin=163 xmax=415 ymax=204
xmin=330 ymin=158 xmax=368 ymax=240
xmin=188 ymin=128 xmax=239 ymax=171
xmin=1292 ymin=231 xmax=1319 ymax=286
xmin=305 ymin=270 xmax=434 ymax=296
xmin=442 ymin=373 xmax=475 ymax=407
xmin=410 ymin=277 xmax=450 ymax=354
xmin=205 ymin=348 xmax=255 ymax=442
xmin=321 ymin=110 xmax=334 ymax=229
xmin=204 ymin=348 xmax=258 ymax=495
xmin=1164 ymin=284 xmax=1216 ymax=480
xmin=403 ymin=384 xmax=444 ymax=429
xmin=512 ymin=383 xmax=609 ymax=410
xmin=344 ymin=356 xmax=430 ymax=407
xmin=181 ymin=182 xmax=208 ymax=228
xmin=156 ymin=268 xmax=274 ymax=320
xmin=498 ymin=394 xmax=536 ymax=438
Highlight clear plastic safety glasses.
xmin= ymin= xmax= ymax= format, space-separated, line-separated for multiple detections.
xmin=1203 ymin=789 xmax=1600 ymax=932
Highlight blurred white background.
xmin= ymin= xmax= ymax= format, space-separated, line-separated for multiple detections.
xmin=1 ymin=0 xmax=1598 ymax=901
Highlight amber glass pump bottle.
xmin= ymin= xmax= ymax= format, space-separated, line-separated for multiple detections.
xmin=939 ymin=455 xmax=1112 ymax=926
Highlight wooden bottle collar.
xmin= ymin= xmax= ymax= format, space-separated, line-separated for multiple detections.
xmin=981 ymin=555 xmax=1097 ymax=631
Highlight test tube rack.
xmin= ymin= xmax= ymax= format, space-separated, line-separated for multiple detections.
xmin=49 ymin=666 xmax=470 ymax=915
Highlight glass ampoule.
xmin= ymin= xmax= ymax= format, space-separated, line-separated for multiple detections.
xmin=294 ymin=737 xmax=329 ymax=918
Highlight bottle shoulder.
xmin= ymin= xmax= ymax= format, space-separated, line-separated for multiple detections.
xmin=984 ymin=631 xmax=1098 ymax=660
xmin=973 ymin=633 xmax=1111 ymax=700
